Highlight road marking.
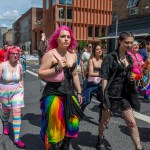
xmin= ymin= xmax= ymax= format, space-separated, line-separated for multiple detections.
xmin=133 ymin=111 xmax=150 ymax=123
xmin=91 ymin=98 xmax=150 ymax=124
xmin=26 ymin=70 xmax=38 ymax=77
xmin=27 ymin=70 xmax=150 ymax=124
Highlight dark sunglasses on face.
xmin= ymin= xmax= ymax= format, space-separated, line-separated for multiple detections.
xmin=88 ymin=46 xmax=92 ymax=48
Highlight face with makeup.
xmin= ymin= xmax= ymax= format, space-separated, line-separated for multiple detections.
xmin=94 ymin=45 xmax=103 ymax=57
xmin=57 ymin=30 xmax=71 ymax=49
xmin=119 ymin=36 xmax=134 ymax=52
xmin=132 ymin=41 xmax=139 ymax=54
xmin=6 ymin=46 xmax=21 ymax=63
xmin=9 ymin=50 xmax=20 ymax=62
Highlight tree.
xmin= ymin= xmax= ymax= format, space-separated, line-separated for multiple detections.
xmin=78 ymin=41 xmax=87 ymax=50
xmin=100 ymin=33 xmax=106 ymax=48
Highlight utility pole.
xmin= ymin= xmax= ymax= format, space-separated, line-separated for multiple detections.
xmin=113 ymin=12 xmax=119 ymax=49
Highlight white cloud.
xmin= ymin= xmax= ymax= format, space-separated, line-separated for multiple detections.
xmin=0 ymin=10 xmax=19 ymax=21
xmin=1 ymin=24 xmax=7 ymax=27
xmin=1 ymin=23 xmax=12 ymax=28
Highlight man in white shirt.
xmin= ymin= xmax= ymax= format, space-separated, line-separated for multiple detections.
xmin=80 ymin=43 xmax=92 ymax=78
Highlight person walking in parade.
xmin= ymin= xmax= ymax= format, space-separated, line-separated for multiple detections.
xmin=38 ymin=33 xmax=47 ymax=93
xmin=81 ymin=44 xmax=103 ymax=111
xmin=80 ymin=43 xmax=92 ymax=79
xmin=20 ymin=49 xmax=26 ymax=78
xmin=0 ymin=46 xmax=25 ymax=148
xmin=138 ymin=35 xmax=150 ymax=100
xmin=96 ymin=32 xmax=143 ymax=150
xmin=38 ymin=25 xmax=84 ymax=150
xmin=128 ymin=40 xmax=145 ymax=83
xmin=0 ymin=44 xmax=8 ymax=63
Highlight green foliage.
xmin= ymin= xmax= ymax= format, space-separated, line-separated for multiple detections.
xmin=101 ymin=33 xmax=106 ymax=47
xmin=78 ymin=41 xmax=87 ymax=50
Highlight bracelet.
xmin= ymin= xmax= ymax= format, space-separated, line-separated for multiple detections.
xmin=77 ymin=93 xmax=82 ymax=95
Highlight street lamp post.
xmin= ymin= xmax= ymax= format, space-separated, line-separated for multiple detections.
xmin=113 ymin=13 xmax=119 ymax=49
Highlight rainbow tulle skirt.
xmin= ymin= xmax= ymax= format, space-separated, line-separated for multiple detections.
xmin=40 ymin=95 xmax=80 ymax=149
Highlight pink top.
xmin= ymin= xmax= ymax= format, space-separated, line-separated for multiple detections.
xmin=127 ymin=51 xmax=144 ymax=75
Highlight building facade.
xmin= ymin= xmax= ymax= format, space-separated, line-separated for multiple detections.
xmin=106 ymin=0 xmax=150 ymax=51
xmin=33 ymin=0 xmax=112 ymax=48
xmin=112 ymin=0 xmax=150 ymax=20
xmin=3 ymin=29 xmax=13 ymax=45
xmin=0 ymin=27 xmax=8 ymax=48
xmin=13 ymin=8 xmax=43 ymax=54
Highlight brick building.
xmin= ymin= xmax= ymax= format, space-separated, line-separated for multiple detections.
xmin=105 ymin=0 xmax=150 ymax=51
xmin=33 ymin=0 xmax=112 ymax=49
xmin=13 ymin=7 xmax=43 ymax=54
xmin=112 ymin=0 xmax=150 ymax=20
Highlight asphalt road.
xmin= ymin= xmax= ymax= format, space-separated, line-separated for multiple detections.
xmin=0 ymin=62 xmax=150 ymax=150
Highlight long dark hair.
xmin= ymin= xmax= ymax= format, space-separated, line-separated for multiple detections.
xmin=117 ymin=31 xmax=134 ymax=49
xmin=90 ymin=44 xmax=103 ymax=60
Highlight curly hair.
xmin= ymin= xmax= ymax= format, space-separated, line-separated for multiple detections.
xmin=47 ymin=25 xmax=77 ymax=51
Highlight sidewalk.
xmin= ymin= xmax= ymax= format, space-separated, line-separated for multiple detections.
xmin=26 ymin=55 xmax=38 ymax=61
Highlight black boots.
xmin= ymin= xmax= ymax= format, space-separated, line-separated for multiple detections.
xmin=60 ymin=137 xmax=71 ymax=150
xmin=96 ymin=136 xmax=106 ymax=150
xmin=51 ymin=140 xmax=63 ymax=150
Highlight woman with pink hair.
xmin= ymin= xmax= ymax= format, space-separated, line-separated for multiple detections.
xmin=38 ymin=25 xmax=84 ymax=150
xmin=0 ymin=46 xmax=25 ymax=148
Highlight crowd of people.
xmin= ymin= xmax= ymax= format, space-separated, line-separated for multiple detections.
xmin=1 ymin=25 xmax=150 ymax=150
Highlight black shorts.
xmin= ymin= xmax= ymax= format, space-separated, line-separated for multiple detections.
xmin=103 ymin=98 xmax=131 ymax=112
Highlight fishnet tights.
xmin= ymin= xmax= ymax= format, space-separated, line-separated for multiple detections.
xmin=98 ymin=108 xmax=142 ymax=149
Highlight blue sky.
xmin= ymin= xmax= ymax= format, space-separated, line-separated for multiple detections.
xmin=0 ymin=0 xmax=42 ymax=28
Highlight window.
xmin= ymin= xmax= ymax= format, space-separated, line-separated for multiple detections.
xmin=46 ymin=0 xmax=49 ymax=9
xmin=127 ymin=0 xmax=139 ymax=8
xmin=95 ymin=27 xmax=100 ymax=37
xmin=59 ymin=0 xmax=72 ymax=5
xmin=88 ymin=26 xmax=93 ymax=37
xmin=67 ymin=9 xmax=72 ymax=19
xmin=101 ymin=26 xmax=106 ymax=36
xmin=129 ymin=7 xmax=138 ymax=15
xmin=59 ymin=8 xmax=64 ymax=19
xmin=52 ymin=0 xmax=56 ymax=6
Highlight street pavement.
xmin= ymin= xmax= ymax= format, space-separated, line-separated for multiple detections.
xmin=0 ymin=58 xmax=150 ymax=150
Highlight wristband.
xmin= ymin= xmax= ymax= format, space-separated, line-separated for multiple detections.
xmin=77 ymin=93 xmax=82 ymax=95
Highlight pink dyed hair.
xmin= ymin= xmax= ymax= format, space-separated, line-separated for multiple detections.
xmin=6 ymin=46 xmax=21 ymax=60
xmin=48 ymin=25 xmax=77 ymax=51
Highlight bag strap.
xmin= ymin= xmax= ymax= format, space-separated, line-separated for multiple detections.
xmin=50 ymin=49 xmax=62 ymax=61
